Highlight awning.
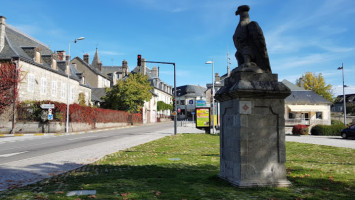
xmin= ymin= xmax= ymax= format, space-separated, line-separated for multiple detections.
xmin=287 ymin=105 xmax=328 ymax=112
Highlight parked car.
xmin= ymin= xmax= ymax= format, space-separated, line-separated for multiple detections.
xmin=341 ymin=124 xmax=355 ymax=139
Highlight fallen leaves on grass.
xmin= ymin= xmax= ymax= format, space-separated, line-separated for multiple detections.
xmin=329 ymin=176 xmax=334 ymax=183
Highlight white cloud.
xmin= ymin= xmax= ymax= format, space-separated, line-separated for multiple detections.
xmin=100 ymin=51 xmax=124 ymax=56
xmin=333 ymin=85 xmax=355 ymax=96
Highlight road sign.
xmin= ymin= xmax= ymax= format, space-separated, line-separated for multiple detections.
xmin=41 ymin=104 xmax=55 ymax=109
xmin=48 ymin=108 xmax=52 ymax=114
xmin=48 ymin=114 xmax=53 ymax=120
xmin=191 ymin=112 xmax=195 ymax=115
xmin=172 ymin=111 xmax=177 ymax=116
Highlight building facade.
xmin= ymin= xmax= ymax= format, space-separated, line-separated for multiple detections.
xmin=0 ymin=16 xmax=91 ymax=105
xmin=282 ymin=80 xmax=331 ymax=134
xmin=174 ymin=85 xmax=207 ymax=120
xmin=131 ymin=59 xmax=173 ymax=123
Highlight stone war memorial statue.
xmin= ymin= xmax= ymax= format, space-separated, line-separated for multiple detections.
xmin=214 ymin=5 xmax=292 ymax=187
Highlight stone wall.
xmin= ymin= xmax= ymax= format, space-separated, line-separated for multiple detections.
xmin=0 ymin=121 xmax=131 ymax=134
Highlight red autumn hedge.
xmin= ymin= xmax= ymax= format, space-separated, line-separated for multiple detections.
xmin=17 ymin=101 xmax=142 ymax=124
xmin=292 ymin=124 xmax=309 ymax=135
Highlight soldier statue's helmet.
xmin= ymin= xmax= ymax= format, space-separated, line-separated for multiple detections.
xmin=235 ymin=5 xmax=250 ymax=15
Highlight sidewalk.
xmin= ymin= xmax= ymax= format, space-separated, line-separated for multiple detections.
xmin=286 ymin=135 xmax=355 ymax=149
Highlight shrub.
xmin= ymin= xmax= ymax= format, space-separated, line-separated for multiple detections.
xmin=292 ymin=124 xmax=309 ymax=135
xmin=16 ymin=100 xmax=142 ymax=124
xmin=311 ymin=123 xmax=346 ymax=136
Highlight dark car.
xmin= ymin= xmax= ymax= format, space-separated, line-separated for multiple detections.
xmin=341 ymin=125 xmax=355 ymax=139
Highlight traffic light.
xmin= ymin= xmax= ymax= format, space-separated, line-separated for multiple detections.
xmin=137 ymin=54 xmax=142 ymax=66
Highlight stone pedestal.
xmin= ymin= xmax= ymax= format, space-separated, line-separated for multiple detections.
xmin=215 ymin=71 xmax=291 ymax=187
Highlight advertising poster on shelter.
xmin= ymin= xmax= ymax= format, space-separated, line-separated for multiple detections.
xmin=196 ymin=108 xmax=210 ymax=128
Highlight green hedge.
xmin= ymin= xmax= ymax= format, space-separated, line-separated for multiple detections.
xmin=311 ymin=122 xmax=346 ymax=136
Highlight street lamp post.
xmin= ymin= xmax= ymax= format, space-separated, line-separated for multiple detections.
xmin=337 ymin=63 xmax=347 ymax=125
xmin=205 ymin=59 xmax=215 ymax=134
xmin=66 ymin=37 xmax=85 ymax=133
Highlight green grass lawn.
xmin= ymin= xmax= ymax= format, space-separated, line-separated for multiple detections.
xmin=0 ymin=134 xmax=354 ymax=200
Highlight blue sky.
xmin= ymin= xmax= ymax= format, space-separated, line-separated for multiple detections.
xmin=1 ymin=0 xmax=355 ymax=96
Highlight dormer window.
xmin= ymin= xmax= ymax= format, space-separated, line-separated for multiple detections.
xmin=34 ymin=48 xmax=41 ymax=63
xmin=52 ymin=59 xmax=57 ymax=70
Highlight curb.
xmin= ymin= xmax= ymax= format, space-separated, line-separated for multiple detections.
xmin=0 ymin=125 xmax=136 ymax=137
xmin=0 ymin=121 xmax=173 ymax=137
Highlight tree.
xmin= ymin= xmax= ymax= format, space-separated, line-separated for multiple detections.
xmin=296 ymin=72 xmax=333 ymax=102
xmin=157 ymin=101 xmax=173 ymax=111
xmin=78 ymin=93 xmax=86 ymax=106
xmin=102 ymin=73 xmax=152 ymax=113
xmin=0 ymin=62 xmax=20 ymax=115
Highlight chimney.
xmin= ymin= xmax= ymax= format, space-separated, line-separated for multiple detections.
xmin=83 ymin=53 xmax=89 ymax=64
xmin=0 ymin=16 xmax=6 ymax=52
xmin=215 ymin=73 xmax=220 ymax=82
xmin=98 ymin=62 xmax=102 ymax=71
xmin=299 ymin=78 xmax=305 ymax=88
xmin=152 ymin=66 xmax=158 ymax=77
xmin=56 ymin=50 xmax=66 ymax=61
xmin=122 ymin=60 xmax=128 ymax=76
xmin=141 ymin=58 xmax=146 ymax=75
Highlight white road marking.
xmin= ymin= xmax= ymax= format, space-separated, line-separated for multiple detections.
xmin=0 ymin=151 xmax=29 ymax=157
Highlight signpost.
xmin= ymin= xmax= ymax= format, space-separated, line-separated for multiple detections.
xmin=196 ymin=100 xmax=206 ymax=107
xmin=40 ymin=104 xmax=55 ymax=109
xmin=40 ymin=104 xmax=54 ymax=133
xmin=48 ymin=114 xmax=53 ymax=120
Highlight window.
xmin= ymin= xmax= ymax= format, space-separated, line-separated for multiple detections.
xmin=51 ymin=81 xmax=57 ymax=97
xmin=70 ymin=86 xmax=74 ymax=101
xmin=27 ymin=73 xmax=35 ymax=92
xmin=316 ymin=112 xmax=322 ymax=119
xmin=40 ymin=77 xmax=47 ymax=95
xmin=180 ymin=100 xmax=185 ymax=105
xmin=61 ymin=82 xmax=66 ymax=99
xmin=288 ymin=112 xmax=295 ymax=119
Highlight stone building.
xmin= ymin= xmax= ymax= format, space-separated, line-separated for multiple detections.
xmin=71 ymin=49 xmax=111 ymax=89
xmin=131 ymin=59 xmax=173 ymax=123
xmin=0 ymin=16 xmax=91 ymax=105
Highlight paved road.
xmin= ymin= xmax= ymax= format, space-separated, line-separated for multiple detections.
xmin=0 ymin=122 xmax=176 ymax=191
xmin=1 ymin=121 xmax=353 ymax=191
xmin=286 ymin=135 xmax=355 ymax=149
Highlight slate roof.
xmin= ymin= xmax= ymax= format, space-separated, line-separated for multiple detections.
xmin=282 ymin=79 xmax=307 ymax=91
xmin=1 ymin=24 xmax=90 ymax=88
xmin=72 ymin=56 xmax=107 ymax=78
xmin=130 ymin=65 xmax=172 ymax=95
xmin=91 ymin=88 xmax=107 ymax=102
xmin=174 ymin=85 xmax=206 ymax=97
xmin=102 ymin=65 xmax=124 ymax=76
xmin=334 ymin=93 xmax=355 ymax=103
xmin=282 ymin=80 xmax=330 ymax=105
